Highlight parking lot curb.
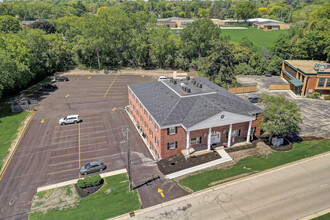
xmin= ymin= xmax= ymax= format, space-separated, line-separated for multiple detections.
xmin=37 ymin=169 xmax=127 ymax=192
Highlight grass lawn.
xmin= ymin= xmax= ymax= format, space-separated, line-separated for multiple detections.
xmin=29 ymin=174 xmax=141 ymax=220
xmin=221 ymin=28 xmax=289 ymax=51
xmin=0 ymin=107 xmax=31 ymax=171
xmin=312 ymin=212 xmax=330 ymax=220
xmin=179 ymin=139 xmax=330 ymax=192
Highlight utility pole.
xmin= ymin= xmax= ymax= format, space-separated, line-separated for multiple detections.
xmin=122 ymin=127 xmax=132 ymax=191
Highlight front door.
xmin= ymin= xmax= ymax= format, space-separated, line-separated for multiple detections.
xmin=211 ymin=131 xmax=221 ymax=144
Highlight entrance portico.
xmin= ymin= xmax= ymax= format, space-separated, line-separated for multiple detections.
xmin=185 ymin=112 xmax=255 ymax=156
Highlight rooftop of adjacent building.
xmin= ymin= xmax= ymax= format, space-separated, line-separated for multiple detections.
xmin=285 ymin=60 xmax=329 ymax=74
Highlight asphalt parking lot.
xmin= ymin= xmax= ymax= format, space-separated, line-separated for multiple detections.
xmin=0 ymin=74 xmax=188 ymax=219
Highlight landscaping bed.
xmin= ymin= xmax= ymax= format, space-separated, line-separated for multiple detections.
xmin=179 ymin=139 xmax=330 ymax=192
xmin=224 ymin=141 xmax=258 ymax=153
xmin=269 ymin=143 xmax=293 ymax=151
xmin=75 ymin=179 xmax=104 ymax=198
xmin=157 ymin=151 xmax=221 ymax=175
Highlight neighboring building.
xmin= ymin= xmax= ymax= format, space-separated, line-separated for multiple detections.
xmin=157 ymin=17 xmax=197 ymax=28
xmin=211 ymin=18 xmax=290 ymax=30
xmin=281 ymin=60 xmax=330 ymax=96
xmin=128 ymin=77 xmax=262 ymax=160
xmin=252 ymin=21 xmax=290 ymax=30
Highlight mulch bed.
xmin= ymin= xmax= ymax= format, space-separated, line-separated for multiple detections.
xmin=74 ymin=179 xmax=104 ymax=198
xmin=301 ymin=136 xmax=325 ymax=141
xmin=157 ymin=151 xmax=221 ymax=175
xmin=224 ymin=141 xmax=258 ymax=153
xmin=269 ymin=143 xmax=293 ymax=151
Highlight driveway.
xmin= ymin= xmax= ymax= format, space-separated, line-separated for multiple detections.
xmin=237 ymin=75 xmax=330 ymax=138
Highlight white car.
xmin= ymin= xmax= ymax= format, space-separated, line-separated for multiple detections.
xmin=158 ymin=76 xmax=168 ymax=81
xmin=59 ymin=115 xmax=81 ymax=125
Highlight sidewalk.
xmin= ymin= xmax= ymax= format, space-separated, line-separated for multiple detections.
xmin=37 ymin=169 xmax=126 ymax=192
xmin=165 ymin=149 xmax=232 ymax=179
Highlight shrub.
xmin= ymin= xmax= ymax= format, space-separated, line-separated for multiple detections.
xmin=168 ymin=158 xmax=173 ymax=162
xmin=325 ymin=96 xmax=330 ymax=100
xmin=311 ymin=92 xmax=320 ymax=99
xmin=77 ymin=174 xmax=102 ymax=189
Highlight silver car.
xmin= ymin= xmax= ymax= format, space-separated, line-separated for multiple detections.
xmin=80 ymin=161 xmax=106 ymax=175
xmin=59 ymin=115 xmax=81 ymax=125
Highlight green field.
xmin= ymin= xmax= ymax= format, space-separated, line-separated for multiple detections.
xmin=220 ymin=28 xmax=289 ymax=50
xmin=179 ymin=139 xmax=330 ymax=192
xmin=312 ymin=212 xmax=330 ymax=220
xmin=29 ymin=174 xmax=141 ymax=220
xmin=0 ymin=107 xmax=30 ymax=171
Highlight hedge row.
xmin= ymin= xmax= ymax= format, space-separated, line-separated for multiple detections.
xmin=77 ymin=174 xmax=102 ymax=189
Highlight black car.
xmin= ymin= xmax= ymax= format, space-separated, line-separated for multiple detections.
xmin=248 ymin=97 xmax=259 ymax=103
xmin=55 ymin=76 xmax=69 ymax=82
xmin=42 ymin=83 xmax=58 ymax=90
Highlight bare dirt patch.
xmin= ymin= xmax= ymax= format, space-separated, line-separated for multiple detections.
xmin=31 ymin=185 xmax=79 ymax=214
xmin=58 ymin=68 xmax=198 ymax=77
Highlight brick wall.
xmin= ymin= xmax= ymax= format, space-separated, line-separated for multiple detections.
xmin=160 ymin=126 xmax=186 ymax=158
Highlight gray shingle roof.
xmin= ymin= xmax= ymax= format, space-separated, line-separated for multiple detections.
xmin=128 ymin=78 xmax=261 ymax=128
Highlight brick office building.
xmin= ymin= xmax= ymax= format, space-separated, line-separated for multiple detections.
xmin=281 ymin=60 xmax=330 ymax=97
xmin=128 ymin=77 xmax=262 ymax=160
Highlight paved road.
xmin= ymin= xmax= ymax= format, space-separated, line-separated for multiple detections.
xmin=0 ymin=75 xmax=187 ymax=219
xmin=117 ymin=152 xmax=330 ymax=220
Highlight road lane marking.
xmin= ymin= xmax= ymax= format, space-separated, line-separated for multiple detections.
xmin=41 ymin=119 xmax=45 ymax=123
xmin=50 ymin=148 xmax=108 ymax=159
xmin=88 ymin=76 xmax=91 ymax=79
xmin=82 ymin=115 xmax=102 ymax=120
xmin=79 ymin=123 xmax=81 ymax=178
xmin=47 ymin=168 xmax=78 ymax=175
xmin=104 ymin=77 xmax=117 ymax=98
xmin=65 ymin=94 xmax=70 ymax=98
xmin=55 ymin=120 xmax=103 ymax=129
xmin=0 ymin=112 xmax=35 ymax=182
xmin=141 ymin=75 xmax=144 ymax=77
xmin=158 ymin=188 xmax=165 ymax=197
xmin=49 ymin=156 xmax=108 ymax=167
xmin=112 ymin=108 xmax=116 ymax=111
xmin=51 ymin=141 xmax=107 ymax=152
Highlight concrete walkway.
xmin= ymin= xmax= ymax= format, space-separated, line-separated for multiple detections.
xmin=165 ymin=149 xmax=232 ymax=179
xmin=37 ymin=169 xmax=126 ymax=192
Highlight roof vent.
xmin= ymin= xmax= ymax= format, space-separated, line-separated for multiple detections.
xmin=187 ymin=88 xmax=191 ymax=93
xmin=186 ymin=76 xmax=190 ymax=80
xmin=173 ymin=80 xmax=177 ymax=85
xmin=193 ymin=81 xmax=197 ymax=85
xmin=324 ymin=64 xmax=330 ymax=69
xmin=180 ymin=82 xmax=185 ymax=87
xmin=199 ymin=84 xmax=203 ymax=88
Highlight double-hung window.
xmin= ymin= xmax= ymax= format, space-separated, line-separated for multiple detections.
xmin=167 ymin=127 xmax=177 ymax=135
xmin=167 ymin=141 xmax=177 ymax=150
xmin=191 ymin=137 xmax=202 ymax=145
xmin=318 ymin=78 xmax=326 ymax=87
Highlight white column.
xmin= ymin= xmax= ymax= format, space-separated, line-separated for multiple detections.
xmin=246 ymin=121 xmax=252 ymax=144
xmin=228 ymin=124 xmax=232 ymax=147
xmin=207 ymin=128 xmax=212 ymax=151
xmin=186 ymin=130 xmax=190 ymax=156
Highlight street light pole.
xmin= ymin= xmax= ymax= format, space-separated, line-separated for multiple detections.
xmin=122 ymin=127 xmax=132 ymax=191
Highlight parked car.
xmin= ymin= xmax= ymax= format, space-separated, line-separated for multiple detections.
xmin=59 ymin=115 xmax=81 ymax=125
xmin=55 ymin=76 xmax=69 ymax=82
xmin=80 ymin=161 xmax=106 ymax=175
xmin=42 ymin=83 xmax=57 ymax=90
xmin=247 ymin=97 xmax=259 ymax=103
xmin=265 ymin=72 xmax=272 ymax=77
xmin=158 ymin=76 xmax=168 ymax=81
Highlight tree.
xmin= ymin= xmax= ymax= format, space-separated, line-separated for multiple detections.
xmin=0 ymin=15 xmax=21 ymax=33
xmin=185 ymin=6 xmax=191 ymax=18
xmin=234 ymin=2 xmax=258 ymax=22
xmin=259 ymin=94 xmax=303 ymax=143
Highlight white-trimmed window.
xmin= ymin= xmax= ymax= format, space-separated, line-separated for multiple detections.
xmin=167 ymin=127 xmax=177 ymax=135
xmin=144 ymin=109 xmax=148 ymax=117
xmin=140 ymin=116 xmax=143 ymax=123
xmin=155 ymin=137 xmax=159 ymax=146
xmin=232 ymin=129 xmax=241 ymax=137
xmin=145 ymin=122 xmax=148 ymax=130
xmin=191 ymin=137 xmax=202 ymax=145
xmin=149 ymin=117 xmax=153 ymax=125
xmin=167 ymin=141 xmax=177 ymax=150
xmin=155 ymin=124 xmax=159 ymax=132
xmin=140 ymin=103 xmax=143 ymax=111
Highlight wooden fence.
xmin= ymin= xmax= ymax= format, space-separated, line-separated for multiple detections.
xmin=228 ymin=84 xmax=257 ymax=94
xmin=269 ymin=84 xmax=290 ymax=90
